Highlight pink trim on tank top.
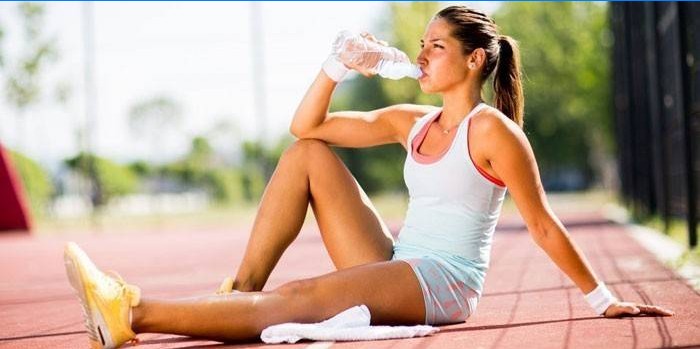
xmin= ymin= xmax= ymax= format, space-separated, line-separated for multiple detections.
xmin=411 ymin=111 xmax=455 ymax=164
xmin=411 ymin=109 xmax=506 ymax=188
xmin=467 ymin=117 xmax=506 ymax=187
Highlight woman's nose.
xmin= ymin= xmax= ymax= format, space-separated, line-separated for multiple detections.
xmin=417 ymin=51 xmax=427 ymax=66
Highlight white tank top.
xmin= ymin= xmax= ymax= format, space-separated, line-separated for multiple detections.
xmin=393 ymin=102 xmax=508 ymax=293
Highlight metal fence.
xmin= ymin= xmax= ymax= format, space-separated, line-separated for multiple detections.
xmin=612 ymin=2 xmax=699 ymax=248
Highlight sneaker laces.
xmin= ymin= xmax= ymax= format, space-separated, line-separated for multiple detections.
xmin=105 ymin=270 xmax=141 ymax=307
xmin=105 ymin=270 xmax=141 ymax=345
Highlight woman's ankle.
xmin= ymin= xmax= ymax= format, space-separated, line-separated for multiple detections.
xmin=130 ymin=303 xmax=146 ymax=333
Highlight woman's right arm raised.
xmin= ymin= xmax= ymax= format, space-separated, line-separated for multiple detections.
xmin=289 ymin=69 xmax=438 ymax=149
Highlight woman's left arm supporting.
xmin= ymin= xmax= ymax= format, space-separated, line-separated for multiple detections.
xmin=482 ymin=112 xmax=675 ymax=318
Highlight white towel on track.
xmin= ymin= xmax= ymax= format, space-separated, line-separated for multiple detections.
xmin=260 ymin=304 xmax=438 ymax=344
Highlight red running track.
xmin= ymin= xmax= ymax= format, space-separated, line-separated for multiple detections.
xmin=0 ymin=212 xmax=698 ymax=348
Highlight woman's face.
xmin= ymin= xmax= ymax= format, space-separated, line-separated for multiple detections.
xmin=417 ymin=18 xmax=470 ymax=94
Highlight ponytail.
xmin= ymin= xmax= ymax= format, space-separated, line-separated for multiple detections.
xmin=493 ymin=35 xmax=524 ymax=128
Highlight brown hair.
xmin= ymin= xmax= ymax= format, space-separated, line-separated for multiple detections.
xmin=434 ymin=6 xmax=524 ymax=128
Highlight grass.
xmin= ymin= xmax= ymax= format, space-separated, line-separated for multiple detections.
xmin=33 ymin=188 xmax=617 ymax=235
xmin=33 ymin=203 xmax=260 ymax=236
xmin=635 ymin=213 xmax=700 ymax=269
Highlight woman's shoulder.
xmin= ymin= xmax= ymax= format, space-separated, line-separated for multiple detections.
xmin=470 ymin=104 xmax=522 ymax=138
xmin=469 ymin=104 xmax=529 ymax=163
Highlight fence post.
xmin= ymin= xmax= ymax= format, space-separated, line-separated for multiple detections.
xmin=679 ymin=2 xmax=698 ymax=248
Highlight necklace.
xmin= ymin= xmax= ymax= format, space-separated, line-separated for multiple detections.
xmin=440 ymin=125 xmax=457 ymax=134
xmin=437 ymin=101 xmax=483 ymax=134
xmin=436 ymin=116 xmax=460 ymax=134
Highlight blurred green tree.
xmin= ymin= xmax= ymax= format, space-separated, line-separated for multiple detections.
xmin=9 ymin=149 xmax=53 ymax=217
xmin=493 ymin=2 xmax=613 ymax=189
xmin=65 ymin=153 xmax=138 ymax=203
xmin=1 ymin=3 xmax=63 ymax=216
xmin=128 ymin=160 xmax=152 ymax=178
xmin=159 ymin=136 xmax=247 ymax=204
xmin=239 ymin=135 xmax=295 ymax=202
xmin=2 ymin=3 xmax=59 ymax=150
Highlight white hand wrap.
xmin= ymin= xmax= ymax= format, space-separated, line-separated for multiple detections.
xmin=584 ymin=282 xmax=618 ymax=315
xmin=322 ymin=56 xmax=350 ymax=82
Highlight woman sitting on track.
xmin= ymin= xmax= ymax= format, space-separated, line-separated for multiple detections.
xmin=63 ymin=5 xmax=674 ymax=349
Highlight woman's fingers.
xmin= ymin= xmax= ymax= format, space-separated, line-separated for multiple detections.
xmin=605 ymin=302 xmax=675 ymax=317
xmin=637 ymin=304 xmax=676 ymax=316
xmin=360 ymin=31 xmax=388 ymax=46
xmin=618 ymin=303 xmax=640 ymax=316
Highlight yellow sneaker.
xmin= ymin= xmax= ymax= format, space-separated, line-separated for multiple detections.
xmin=216 ymin=276 xmax=234 ymax=295
xmin=215 ymin=276 xmax=244 ymax=295
xmin=63 ymin=242 xmax=141 ymax=349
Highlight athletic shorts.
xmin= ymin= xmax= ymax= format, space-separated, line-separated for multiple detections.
xmin=397 ymin=257 xmax=480 ymax=325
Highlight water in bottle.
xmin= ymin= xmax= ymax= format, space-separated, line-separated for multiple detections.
xmin=331 ymin=30 xmax=423 ymax=80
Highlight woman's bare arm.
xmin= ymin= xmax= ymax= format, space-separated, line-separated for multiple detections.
xmin=289 ymin=69 xmax=437 ymax=149
xmin=289 ymin=70 xmax=339 ymax=136
xmin=480 ymin=110 xmax=674 ymax=318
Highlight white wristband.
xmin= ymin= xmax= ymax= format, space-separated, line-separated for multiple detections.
xmin=584 ymin=282 xmax=618 ymax=315
xmin=322 ymin=56 xmax=350 ymax=82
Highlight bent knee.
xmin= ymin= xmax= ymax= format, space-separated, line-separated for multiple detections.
xmin=274 ymin=279 xmax=318 ymax=299
xmin=284 ymin=139 xmax=332 ymax=158
xmin=281 ymin=139 xmax=335 ymax=168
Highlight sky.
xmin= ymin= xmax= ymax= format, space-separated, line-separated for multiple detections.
xmin=0 ymin=1 xmax=500 ymax=171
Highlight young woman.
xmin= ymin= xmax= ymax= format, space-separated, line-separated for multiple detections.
xmin=64 ymin=6 xmax=674 ymax=349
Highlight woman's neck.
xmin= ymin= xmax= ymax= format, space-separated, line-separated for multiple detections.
xmin=439 ymin=88 xmax=483 ymax=128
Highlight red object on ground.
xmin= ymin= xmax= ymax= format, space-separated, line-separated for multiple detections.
xmin=0 ymin=212 xmax=698 ymax=348
xmin=0 ymin=143 xmax=31 ymax=232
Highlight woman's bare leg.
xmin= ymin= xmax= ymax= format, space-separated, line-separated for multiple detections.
xmin=132 ymin=260 xmax=424 ymax=342
xmin=233 ymin=139 xmax=394 ymax=291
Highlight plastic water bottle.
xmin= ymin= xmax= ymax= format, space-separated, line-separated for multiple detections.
xmin=331 ymin=30 xmax=423 ymax=80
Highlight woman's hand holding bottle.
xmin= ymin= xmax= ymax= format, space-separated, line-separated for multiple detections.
xmin=322 ymin=30 xmax=422 ymax=82
xmin=337 ymin=31 xmax=389 ymax=78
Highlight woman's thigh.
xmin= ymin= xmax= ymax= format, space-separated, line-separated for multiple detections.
xmin=275 ymin=259 xmax=425 ymax=326
xmin=296 ymin=139 xmax=394 ymax=268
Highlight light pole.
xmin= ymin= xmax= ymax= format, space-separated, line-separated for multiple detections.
xmin=249 ymin=2 xmax=271 ymax=181
xmin=82 ymin=1 xmax=102 ymax=227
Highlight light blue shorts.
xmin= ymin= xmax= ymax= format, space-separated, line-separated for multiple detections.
xmin=396 ymin=257 xmax=480 ymax=325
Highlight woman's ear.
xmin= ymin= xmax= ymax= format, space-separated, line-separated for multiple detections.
xmin=465 ymin=48 xmax=485 ymax=70
xmin=472 ymin=48 xmax=486 ymax=69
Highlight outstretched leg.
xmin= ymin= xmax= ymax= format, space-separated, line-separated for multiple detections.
xmin=133 ymin=260 xmax=425 ymax=342
xmin=234 ymin=139 xmax=394 ymax=291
